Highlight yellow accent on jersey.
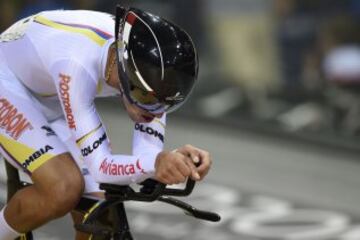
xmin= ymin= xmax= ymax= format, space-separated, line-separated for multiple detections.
xmin=34 ymin=16 xmax=107 ymax=46
xmin=153 ymin=118 xmax=165 ymax=129
xmin=0 ymin=134 xmax=55 ymax=172
xmin=96 ymin=80 xmax=103 ymax=94
xmin=76 ymin=123 xmax=102 ymax=146
xmin=38 ymin=92 xmax=57 ymax=97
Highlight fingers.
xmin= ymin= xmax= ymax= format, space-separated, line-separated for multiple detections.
xmin=195 ymin=149 xmax=211 ymax=180
xmin=154 ymin=151 xmax=191 ymax=185
xmin=154 ymin=146 xmax=212 ymax=185
xmin=176 ymin=145 xmax=200 ymax=165
xmin=184 ymin=157 xmax=201 ymax=181
xmin=157 ymin=169 xmax=186 ymax=185
xmin=175 ymin=145 xmax=202 ymax=181
xmin=169 ymin=167 xmax=187 ymax=184
xmin=167 ymin=153 xmax=193 ymax=184
xmin=176 ymin=145 xmax=212 ymax=180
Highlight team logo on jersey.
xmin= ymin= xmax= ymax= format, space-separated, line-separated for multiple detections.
xmin=135 ymin=123 xmax=164 ymax=143
xmin=59 ymin=73 xmax=76 ymax=130
xmin=22 ymin=145 xmax=54 ymax=169
xmin=0 ymin=98 xmax=33 ymax=140
xmin=99 ymin=158 xmax=146 ymax=176
xmin=81 ymin=133 xmax=107 ymax=157
xmin=81 ymin=168 xmax=90 ymax=176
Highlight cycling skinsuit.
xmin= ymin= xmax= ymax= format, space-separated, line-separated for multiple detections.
xmin=0 ymin=10 xmax=166 ymax=192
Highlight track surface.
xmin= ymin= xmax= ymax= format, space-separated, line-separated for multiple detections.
xmin=1 ymin=103 xmax=360 ymax=239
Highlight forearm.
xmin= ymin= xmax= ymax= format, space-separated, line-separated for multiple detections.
xmin=85 ymin=150 xmax=159 ymax=184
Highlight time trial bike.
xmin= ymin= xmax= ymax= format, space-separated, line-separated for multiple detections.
xmin=4 ymin=160 xmax=221 ymax=240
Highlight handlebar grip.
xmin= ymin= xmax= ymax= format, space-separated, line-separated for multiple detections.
xmin=162 ymin=178 xmax=195 ymax=196
xmin=187 ymin=209 xmax=221 ymax=222
xmin=158 ymin=196 xmax=221 ymax=222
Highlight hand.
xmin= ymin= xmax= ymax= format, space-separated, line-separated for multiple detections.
xmin=175 ymin=144 xmax=212 ymax=181
xmin=154 ymin=150 xmax=193 ymax=185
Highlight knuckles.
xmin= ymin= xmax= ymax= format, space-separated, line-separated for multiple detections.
xmin=184 ymin=144 xmax=194 ymax=149
xmin=155 ymin=147 xmax=211 ymax=184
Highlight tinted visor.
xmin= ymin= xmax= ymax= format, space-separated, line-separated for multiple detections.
xmin=115 ymin=6 xmax=184 ymax=114
xmin=117 ymin=48 xmax=183 ymax=114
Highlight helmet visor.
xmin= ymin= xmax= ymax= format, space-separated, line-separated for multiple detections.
xmin=118 ymin=55 xmax=183 ymax=114
xmin=115 ymin=6 xmax=184 ymax=114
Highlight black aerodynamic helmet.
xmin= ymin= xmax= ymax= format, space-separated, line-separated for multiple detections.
xmin=114 ymin=5 xmax=199 ymax=114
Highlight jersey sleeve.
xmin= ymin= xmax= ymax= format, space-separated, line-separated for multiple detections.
xmin=50 ymin=59 xmax=156 ymax=184
xmin=132 ymin=114 xmax=166 ymax=172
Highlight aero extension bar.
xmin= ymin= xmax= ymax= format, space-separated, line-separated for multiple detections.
xmin=75 ymin=178 xmax=221 ymax=240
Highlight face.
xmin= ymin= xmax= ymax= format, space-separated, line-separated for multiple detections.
xmin=121 ymin=95 xmax=164 ymax=123
xmin=106 ymin=47 xmax=163 ymax=123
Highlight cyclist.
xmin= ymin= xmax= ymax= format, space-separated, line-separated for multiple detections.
xmin=0 ymin=6 xmax=211 ymax=240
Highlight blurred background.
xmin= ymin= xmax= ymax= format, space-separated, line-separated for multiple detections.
xmin=1 ymin=0 xmax=360 ymax=239
xmin=2 ymin=0 xmax=360 ymax=146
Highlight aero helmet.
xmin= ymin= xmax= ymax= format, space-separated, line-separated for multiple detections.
xmin=114 ymin=6 xmax=199 ymax=114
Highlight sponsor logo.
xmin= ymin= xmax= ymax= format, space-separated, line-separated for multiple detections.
xmin=41 ymin=125 xmax=56 ymax=136
xmin=135 ymin=123 xmax=164 ymax=143
xmin=0 ymin=98 xmax=33 ymax=140
xmin=22 ymin=145 xmax=54 ymax=169
xmin=81 ymin=133 xmax=107 ymax=157
xmin=99 ymin=158 xmax=146 ymax=176
xmin=59 ymin=73 xmax=76 ymax=130
xmin=136 ymin=160 xmax=147 ymax=174
xmin=81 ymin=168 xmax=90 ymax=176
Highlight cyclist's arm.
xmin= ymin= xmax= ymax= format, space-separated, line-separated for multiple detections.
xmin=132 ymin=114 xmax=166 ymax=177
xmin=50 ymin=60 xmax=155 ymax=184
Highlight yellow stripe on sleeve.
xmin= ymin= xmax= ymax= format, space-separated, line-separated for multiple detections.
xmin=76 ymin=123 xmax=103 ymax=146
xmin=34 ymin=16 xmax=107 ymax=46
xmin=96 ymin=80 xmax=103 ymax=94
xmin=153 ymin=118 xmax=165 ymax=129
xmin=38 ymin=92 xmax=57 ymax=97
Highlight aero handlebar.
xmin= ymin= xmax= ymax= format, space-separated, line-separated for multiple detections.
xmin=75 ymin=178 xmax=221 ymax=239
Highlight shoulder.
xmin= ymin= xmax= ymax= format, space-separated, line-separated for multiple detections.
xmin=39 ymin=10 xmax=115 ymax=34
xmin=33 ymin=10 xmax=114 ymax=58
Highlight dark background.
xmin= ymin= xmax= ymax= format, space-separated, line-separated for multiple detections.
xmin=2 ymin=0 xmax=360 ymax=150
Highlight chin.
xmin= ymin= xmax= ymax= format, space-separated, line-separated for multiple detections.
xmin=128 ymin=113 xmax=153 ymax=123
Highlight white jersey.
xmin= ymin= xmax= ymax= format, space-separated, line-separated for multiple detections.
xmin=0 ymin=10 xmax=166 ymax=185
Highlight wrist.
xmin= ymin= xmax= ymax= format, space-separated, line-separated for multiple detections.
xmin=138 ymin=151 xmax=160 ymax=175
